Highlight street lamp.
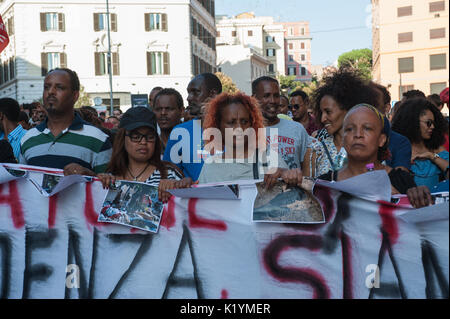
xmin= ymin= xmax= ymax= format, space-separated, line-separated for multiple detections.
xmin=106 ymin=0 xmax=113 ymax=116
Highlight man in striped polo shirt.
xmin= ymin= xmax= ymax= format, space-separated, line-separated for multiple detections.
xmin=20 ymin=68 xmax=112 ymax=175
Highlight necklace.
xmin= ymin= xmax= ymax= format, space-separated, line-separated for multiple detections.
xmin=127 ymin=163 xmax=151 ymax=181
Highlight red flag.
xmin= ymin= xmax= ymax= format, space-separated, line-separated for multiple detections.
xmin=0 ymin=15 xmax=10 ymax=53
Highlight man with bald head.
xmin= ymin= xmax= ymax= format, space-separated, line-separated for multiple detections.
xmin=20 ymin=68 xmax=112 ymax=175
xmin=163 ymin=73 xmax=222 ymax=180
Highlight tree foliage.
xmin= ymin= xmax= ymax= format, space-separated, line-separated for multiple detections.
xmin=337 ymin=48 xmax=373 ymax=80
xmin=74 ymin=85 xmax=92 ymax=108
xmin=215 ymin=72 xmax=239 ymax=94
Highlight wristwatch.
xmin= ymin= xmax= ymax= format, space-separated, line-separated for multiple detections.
xmin=433 ymin=153 xmax=440 ymax=160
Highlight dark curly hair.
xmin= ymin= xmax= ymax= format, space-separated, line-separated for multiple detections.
xmin=391 ymin=97 xmax=446 ymax=150
xmin=311 ymin=68 xmax=380 ymax=125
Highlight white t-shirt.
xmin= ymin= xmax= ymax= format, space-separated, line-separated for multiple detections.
xmin=265 ymin=119 xmax=309 ymax=169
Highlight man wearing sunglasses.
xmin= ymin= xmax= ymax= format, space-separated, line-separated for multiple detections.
xmin=289 ymin=90 xmax=320 ymax=136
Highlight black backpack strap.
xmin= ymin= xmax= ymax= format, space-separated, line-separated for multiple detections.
xmin=320 ymin=139 xmax=336 ymax=171
xmin=253 ymin=148 xmax=259 ymax=179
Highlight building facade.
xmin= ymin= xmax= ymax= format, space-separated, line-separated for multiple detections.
xmin=216 ymin=44 xmax=269 ymax=94
xmin=372 ymin=0 xmax=449 ymax=102
xmin=216 ymin=12 xmax=285 ymax=78
xmin=0 ymin=0 xmax=216 ymax=110
xmin=276 ymin=21 xmax=312 ymax=82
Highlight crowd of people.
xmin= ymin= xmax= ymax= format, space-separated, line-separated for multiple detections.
xmin=0 ymin=67 xmax=448 ymax=208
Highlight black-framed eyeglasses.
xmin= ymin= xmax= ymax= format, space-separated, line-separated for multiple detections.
xmin=126 ymin=132 xmax=157 ymax=143
xmin=420 ymin=120 xmax=435 ymax=128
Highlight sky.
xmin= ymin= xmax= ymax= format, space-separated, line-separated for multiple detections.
xmin=215 ymin=0 xmax=372 ymax=66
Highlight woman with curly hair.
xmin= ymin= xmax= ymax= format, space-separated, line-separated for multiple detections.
xmin=392 ymin=98 xmax=449 ymax=190
xmin=319 ymin=104 xmax=431 ymax=208
xmin=303 ymin=68 xmax=380 ymax=178
xmin=97 ymin=107 xmax=192 ymax=202
xmin=198 ymin=92 xmax=303 ymax=188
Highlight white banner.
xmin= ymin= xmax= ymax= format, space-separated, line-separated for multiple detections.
xmin=0 ymin=165 xmax=448 ymax=299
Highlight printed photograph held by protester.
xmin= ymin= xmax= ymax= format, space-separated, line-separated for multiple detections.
xmin=97 ymin=107 xmax=192 ymax=202
xmin=391 ymin=97 xmax=449 ymax=192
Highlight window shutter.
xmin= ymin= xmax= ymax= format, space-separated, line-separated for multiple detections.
xmin=94 ymin=13 xmax=99 ymax=31
xmin=41 ymin=53 xmax=48 ymax=76
xmin=147 ymin=52 xmax=152 ymax=75
xmin=111 ymin=13 xmax=117 ymax=32
xmin=161 ymin=14 xmax=168 ymax=32
xmin=94 ymin=52 xmax=101 ymax=75
xmin=398 ymin=32 xmax=413 ymax=43
xmin=430 ymin=28 xmax=445 ymax=39
xmin=40 ymin=13 xmax=47 ymax=31
xmin=60 ymin=53 xmax=67 ymax=68
xmin=430 ymin=54 xmax=446 ymax=70
xmin=58 ymin=13 xmax=65 ymax=32
xmin=163 ymin=52 xmax=170 ymax=75
xmin=112 ymin=52 xmax=120 ymax=75
xmin=145 ymin=13 xmax=150 ymax=31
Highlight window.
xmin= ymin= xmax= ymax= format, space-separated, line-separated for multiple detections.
xmin=95 ymin=52 xmax=120 ymax=76
xmin=101 ymin=98 xmax=120 ymax=108
xmin=288 ymin=55 xmax=294 ymax=62
xmin=301 ymin=67 xmax=306 ymax=76
xmin=289 ymin=27 xmax=294 ymax=35
xmin=398 ymin=32 xmax=413 ymax=43
xmin=93 ymin=13 xmax=117 ymax=32
xmin=301 ymin=54 xmax=305 ymax=61
xmin=397 ymin=6 xmax=412 ymax=17
xmin=144 ymin=13 xmax=167 ymax=32
xmin=301 ymin=42 xmax=305 ymax=49
xmin=398 ymin=57 xmax=414 ymax=73
xmin=430 ymin=82 xmax=447 ymax=94
xmin=147 ymin=51 xmax=170 ymax=75
xmin=40 ymin=12 xmax=65 ymax=32
xmin=288 ymin=66 xmax=296 ymax=76
xmin=232 ymin=31 xmax=237 ymax=37
xmin=429 ymin=1 xmax=445 ymax=12
xmin=399 ymin=85 xmax=414 ymax=97
xmin=2 ymin=61 xmax=9 ymax=83
xmin=288 ymin=43 xmax=293 ymax=50
xmin=301 ymin=28 xmax=305 ymax=35
xmin=217 ymin=31 xmax=220 ymax=37
xmin=268 ymin=64 xmax=274 ymax=73
xmin=41 ymin=52 xmax=67 ymax=76
xmin=430 ymin=53 xmax=447 ymax=70
xmin=266 ymin=49 xmax=276 ymax=57
xmin=6 ymin=17 xmax=14 ymax=36
xmin=266 ymin=36 xmax=275 ymax=43
xmin=430 ymin=28 xmax=446 ymax=39
xmin=248 ymin=30 xmax=253 ymax=36
xmin=9 ymin=57 xmax=15 ymax=80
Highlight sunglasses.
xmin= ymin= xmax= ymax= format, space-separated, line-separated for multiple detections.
xmin=288 ymin=104 xmax=303 ymax=111
xmin=126 ymin=132 xmax=157 ymax=143
xmin=420 ymin=120 xmax=435 ymax=128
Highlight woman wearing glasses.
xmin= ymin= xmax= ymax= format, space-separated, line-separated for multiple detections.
xmin=392 ymin=98 xmax=449 ymax=190
xmin=97 ymin=107 xmax=192 ymax=202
